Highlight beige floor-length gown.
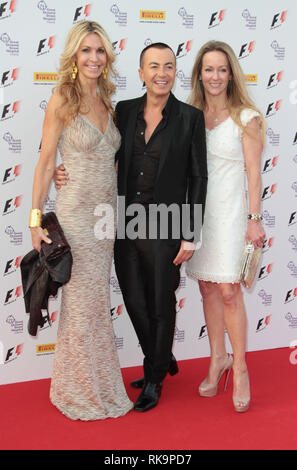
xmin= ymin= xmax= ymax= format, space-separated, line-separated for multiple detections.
xmin=50 ymin=112 xmax=133 ymax=420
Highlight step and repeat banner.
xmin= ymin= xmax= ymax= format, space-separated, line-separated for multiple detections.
xmin=1 ymin=0 xmax=296 ymax=384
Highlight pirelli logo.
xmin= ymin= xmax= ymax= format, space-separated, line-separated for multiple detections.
xmin=245 ymin=74 xmax=258 ymax=83
xmin=140 ymin=10 xmax=166 ymax=21
xmin=36 ymin=343 xmax=56 ymax=354
xmin=34 ymin=72 xmax=58 ymax=82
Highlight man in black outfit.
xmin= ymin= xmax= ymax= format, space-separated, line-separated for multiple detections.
xmin=114 ymin=43 xmax=207 ymax=412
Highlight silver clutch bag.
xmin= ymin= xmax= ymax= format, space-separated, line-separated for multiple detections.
xmin=239 ymin=241 xmax=262 ymax=289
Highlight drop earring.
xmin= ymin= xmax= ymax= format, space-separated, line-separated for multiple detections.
xmin=102 ymin=67 xmax=108 ymax=80
xmin=71 ymin=62 xmax=78 ymax=80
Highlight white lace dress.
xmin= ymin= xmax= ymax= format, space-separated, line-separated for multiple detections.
xmin=186 ymin=108 xmax=260 ymax=284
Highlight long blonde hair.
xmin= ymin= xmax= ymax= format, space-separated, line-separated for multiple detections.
xmin=189 ymin=40 xmax=264 ymax=140
xmin=54 ymin=20 xmax=116 ymax=124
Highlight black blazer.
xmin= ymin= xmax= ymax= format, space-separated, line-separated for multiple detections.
xmin=115 ymin=93 xmax=208 ymax=241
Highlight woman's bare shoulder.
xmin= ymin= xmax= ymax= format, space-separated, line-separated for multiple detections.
xmin=46 ymin=91 xmax=70 ymax=124
xmin=48 ymin=91 xmax=66 ymax=110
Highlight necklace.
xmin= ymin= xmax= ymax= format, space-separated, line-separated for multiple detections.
xmin=210 ymin=105 xmax=228 ymax=125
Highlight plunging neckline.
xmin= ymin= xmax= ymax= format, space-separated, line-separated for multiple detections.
xmin=79 ymin=112 xmax=111 ymax=135
xmin=205 ymin=115 xmax=231 ymax=132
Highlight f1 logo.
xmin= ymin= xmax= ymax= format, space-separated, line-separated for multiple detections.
xmin=37 ymin=36 xmax=56 ymax=55
xmin=5 ymin=343 xmax=24 ymax=363
xmin=266 ymin=100 xmax=282 ymax=117
xmin=4 ymin=286 xmax=22 ymax=304
xmin=198 ymin=324 xmax=208 ymax=339
xmin=1 ymin=101 xmax=20 ymax=119
xmin=2 ymin=164 xmax=22 ymax=184
xmin=271 ymin=11 xmax=287 ymax=29
xmin=258 ymin=264 xmax=273 ymax=280
xmin=262 ymin=184 xmax=277 ymax=200
xmin=262 ymin=237 xmax=274 ymax=251
xmin=1 ymin=68 xmax=19 ymax=86
xmin=73 ymin=4 xmax=91 ymax=22
xmin=0 ymin=2 xmax=7 ymax=16
xmin=4 ymin=256 xmax=22 ymax=275
xmin=256 ymin=315 xmax=272 ymax=332
xmin=112 ymin=39 xmax=127 ymax=55
xmin=3 ymin=195 xmax=22 ymax=214
xmin=239 ymin=41 xmax=255 ymax=58
xmin=209 ymin=10 xmax=226 ymax=28
xmin=262 ymin=156 xmax=278 ymax=173
xmin=0 ymin=0 xmax=17 ymax=17
xmin=289 ymin=211 xmax=296 ymax=226
xmin=285 ymin=288 xmax=297 ymax=303
xmin=267 ymin=71 xmax=283 ymax=88
xmin=176 ymin=41 xmax=193 ymax=58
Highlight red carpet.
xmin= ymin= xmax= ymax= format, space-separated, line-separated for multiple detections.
xmin=0 ymin=348 xmax=296 ymax=450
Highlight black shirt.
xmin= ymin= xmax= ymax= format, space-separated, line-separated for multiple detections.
xmin=127 ymin=93 xmax=174 ymax=206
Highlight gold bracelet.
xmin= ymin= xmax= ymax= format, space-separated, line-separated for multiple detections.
xmin=29 ymin=209 xmax=42 ymax=228
xmin=248 ymin=213 xmax=262 ymax=221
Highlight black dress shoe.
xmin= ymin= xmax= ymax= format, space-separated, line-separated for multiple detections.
xmin=168 ymin=354 xmax=179 ymax=376
xmin=130 ymin=355 xmax=178 ymax=389
xmin=134 ymin=382 xmax=162 ymax=412
xmin=130 ymin=376 xmax=146 ymax=389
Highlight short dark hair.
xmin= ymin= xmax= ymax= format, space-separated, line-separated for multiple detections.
xmin=139 ymin=42 xmax=176 ymax=67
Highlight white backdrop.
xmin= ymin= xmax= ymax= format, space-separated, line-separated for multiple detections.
xmin=1 ymin=0 xmax=296 ymax=385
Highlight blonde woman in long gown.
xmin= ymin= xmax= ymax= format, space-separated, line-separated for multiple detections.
xmin=29 ymin=21 xmax=133 ymax=421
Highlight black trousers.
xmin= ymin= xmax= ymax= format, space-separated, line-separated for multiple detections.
xmin=114 ymin=235 xmax=181 ymax=384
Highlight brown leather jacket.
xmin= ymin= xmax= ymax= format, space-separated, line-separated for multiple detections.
xmin=20 ymin=246 xmax=72 ymax=336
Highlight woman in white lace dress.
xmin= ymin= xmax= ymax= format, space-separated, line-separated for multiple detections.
xmin=186 ymin=41 xmax=265 ymax=412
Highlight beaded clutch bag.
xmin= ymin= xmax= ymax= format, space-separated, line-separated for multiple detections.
xmin=239 ymin=241 xmax=262 ymax=289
